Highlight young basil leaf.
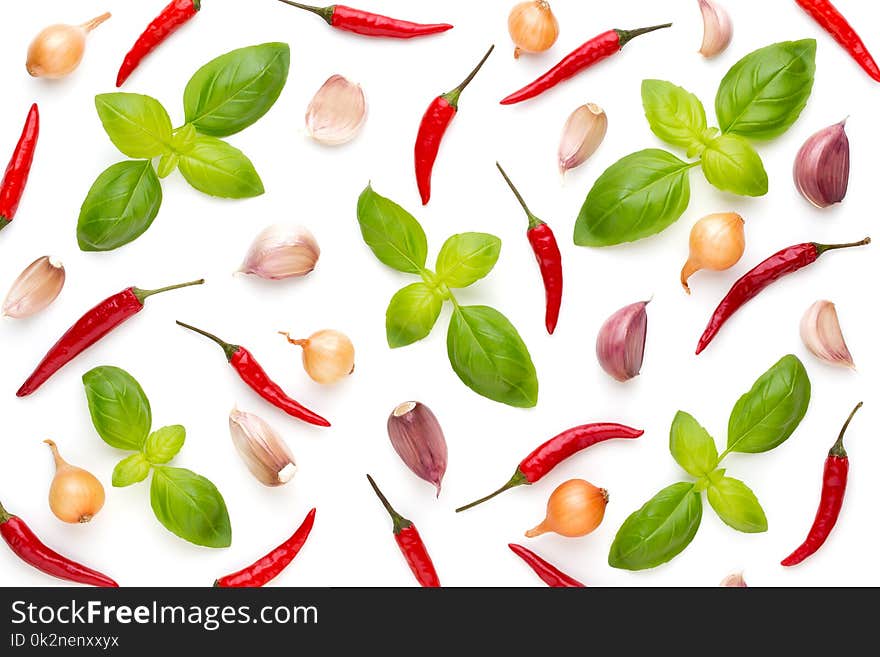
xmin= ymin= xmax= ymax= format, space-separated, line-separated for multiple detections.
xmin=171 ymin=124 xmax=197 ymax=154
xmin=701 ymin=133 xmax=769 ymax=197
xmin=157 ymin=153 xmax=180 ymax=179
xmin=82 ymin=366 xmax=152 ymax=451
xmin=574 ymin=149 xmax=694 ymax=247
xmin=707 ymin=476 xmax=768 ymax=533
xmin=112 ymin=454 xmax=151 ymax=488
xmin=77 ymin=160 xmax=162 ymax=252
xmin=716 ymin=39 xmax=816 ymax=140
xmin=356 ymin=184 xmax=428 ymax=274
xmin=727 ymin=355 xmax=811 ymax=454
xmin=150 ymin=466 xmax=232 ymax=548
xmin=608 ymin=482 xmax=703 ymax=571
xmin=144 ymin=425 xmax=186 ymax=465
xmin=436 ymin=233 xmax=502 ymax=288
xmin=177 ymin=137 xmax=264 ymax=199
xmin=669 ymin=411 xmax=719 ymax=477
xmin=95 ymin=93 xmax=173 ymax=159
xmin=184 ymin=43 xmax=290 ymax=137
xmin=641 ymin=80 xmax=708 ymax=154
xmin=447 ymin=305 xmax=538 ymax=408
xmin=386 ymin=283 xmax=443 ymax=348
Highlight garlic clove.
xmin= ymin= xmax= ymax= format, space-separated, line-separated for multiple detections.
xmin=387 ymin=401 xmax=448 ymax=496
xmin=558 ymin=103 xmax=607 ymax=175
xmin=305 ymin=75 xmax=367 ymax=146
xmin=720 ymin=572 xmax=747 ymax=587
xmin=238 ymin=225 xmax=320 ymax=280
xmin=698 ymin=0 xmax=733 ymax=58
xmin=228 ymin=409 xmax=297 ymax=487
xmin=2 ymin=256 xmax=66 ymax=319
xmin=793 ymin=120 xmax=850 ymax=208
xmin=596 ymin=300 xmax=649 ymax=382
xmin=800 ymin=300 xmax=855 ymax=369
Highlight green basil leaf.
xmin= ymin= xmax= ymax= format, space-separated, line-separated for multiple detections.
xmin=184 ymin=43 xmax=290 ymax=137
xmin=641 ymin=80 xmax=708 ymax=154
xmin=436 ymin=233 xmax=502 ymax=288
xmin=112 ymin=454 xmax=151 ymax=488
xmin=95 ymin=93 xmax=173 ymax=159
xmin=356 ymin=184 xmax=428 ymax=274
xmin=727 ymin=355 xmax=811 ymax=454
xmin=144 ymin=425 xmax=186 ymax=465
xmin=386 ymin=283 xmax=443 ymax=348
xmin=157 ymin=153 xmax=180 ymax=179
xmin=447 ymin=305 xmax=538 ymax=408
xmin=177 ymin=137 xmax=264 ymax=199
xmin=82 ymin=366 xmax=152 ymax=451
xmin=707 ymin=476 xmax=767 ymax=533
xmin=669 ymin=411 xmax=718 ymax=477
xmin=77 ymin=160 xmax=162 ymax=252
xmin=608 ymin=482 xmax=703 ymax=571
xmin=171 ymin=124 xmax=197 ymax=154
xmin=574 ymin=149 xmax=693 ymax=247
xmin=701 ymin=133 xmax=768 ymax=197
xmin=716 ymin=39 xmax=816 ymax=140
xmin=150 ymin=466 xmax=231 ymax=548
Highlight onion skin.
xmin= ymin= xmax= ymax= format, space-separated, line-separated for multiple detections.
xmin=281 ymin=329 xmax=355 ymax=384
xmin=525 ymin=479 xmax=608 ymax=538
xmin=26 ymin=13 xmax=111 ymax=79
xmin=508 ymin=1 xmax=559 ymax=59
xmin=45 ymin=440 xmax=105 ymax=524
xmin=680 ymin=213 xmax=745 ymax=293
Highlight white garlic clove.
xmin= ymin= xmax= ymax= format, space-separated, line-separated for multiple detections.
xmin=720 ymin=572 xmax=747 ymax=587
xmin=698 ymin=0 xmax=733 ymax=58
xmin=228 ymin=409 xmax=297 ymax=487
xmin=800 ymin=300 xmax=854 ymax=369
xmin=558 ymin=103 xmax=607 ymax=175
xmin=793 ymin=120 xmax=850 ymax=208
xmin=305 ymin=74 xmax=367 ymax=146
xmin=238 ymin=225 xmax=320 ymax=280
xmin=2 ymin=256 xmax=66 ymax=319
xmin=596 ymin=300 xmax=649 ymax=382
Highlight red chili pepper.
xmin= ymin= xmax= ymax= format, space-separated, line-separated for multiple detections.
xmin=496 ymin=163 xmax=563 ymax=335
xmin=415 ymin=45 xmax=494 ymax=205
xmin=0 ymin=104 xmax=40 ymax=233
xmin=696 ymin=238 xmax=870 ymax=355
xmin=116 ymin=0 xmax=201 ymax=87
xmin=215 ymin=508 xmax=316 ymax=587
xmin=277 ymin=1 xmax=452 ymax=39
xmin=782 ymin=402 xmax=861 ymax=567
xmin=508 ymin=543 xmax=585 ymax=587
xmin=795 ymin=0 xmax=880 ymax=82
xmin=456 ymin=423 xmax=644 ymax=512
xmin=500 ymin=23 xmax=671 ymax=105
xmin=0 ymin=500 xmax=118 ymax=587
xmin=17 ymin=279 xmax=204 ymax=397
xmin=366 ymin=475 xmax=439 ymax=587
xmin=176 ymin=322 xmax=330 ymax=427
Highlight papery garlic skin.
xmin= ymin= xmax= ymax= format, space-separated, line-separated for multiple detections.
xmin=2 ymin=256 xmax=66 ymax=319
xmin=238 ymin=225 xmax=320 ymax=280
xmin=228 ymin=409 xmax=297 ymax=487
xmin=387 ymin=402 xmax=448 ymax=496
xmin=558 ymin=104 xmax=607 ymax=175
xmin=800 ymin=300 xmax=854 ymax=369
xmin=698 ymin=0 xmax=732 ymax=58
xmin=596 ymin=301 xmax=649 ymax=382
xmin=793 ymin=120 xmax=850 ymax=208
xmin=720 ymin=572 xmax=747 ymax=587
xmin=306 ymin=75 xmax=367 ymax=146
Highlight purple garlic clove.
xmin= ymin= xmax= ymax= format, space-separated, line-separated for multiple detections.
xmin=793 ymin=120 xmax=850 ymax=209
xmin=595 ymin=300 xmax=649 ymax=382
xmin=387 ymin=401 xmax=448 ymax=496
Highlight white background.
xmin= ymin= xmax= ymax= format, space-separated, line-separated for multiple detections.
xmin=1 ymin=0 xmax=878 ymax=588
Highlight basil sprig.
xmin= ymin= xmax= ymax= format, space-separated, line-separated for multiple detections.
xmin=609 ymin=355 xmax=811 ymax=571
xmin=83 ymin=366 xmax=232 ymax=549
xmin=575 ymin=40 xmax=815 ymax=247
xmin=357 ymin=185 xmax=538 ymax=408
xmin=77 ymin=43 xmax=290 ymax=252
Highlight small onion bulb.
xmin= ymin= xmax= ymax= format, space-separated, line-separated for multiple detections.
xmin=680 ymin=212 xmax=746 ymax=294
xmin=45 ymin=440 xmax=105 ymax=524
xmin=525 ymin=479 xmax=608 ymax=538
xmin=26 ymin=13 xmax=111 ymax=79
xmin=281 ymin=329 xmax=355 ymax=384
xmin=508 ymin=1 xmax=559 ymax=59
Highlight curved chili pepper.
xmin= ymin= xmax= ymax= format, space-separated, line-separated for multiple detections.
xmin=415 ymin=45 xmax=494 ymax=205
xmin=456 ymin=423 xmax=644 ymax=512
xmin=0 ymin=104 xmax=39 ymax=232
xmin=696 ymin=238 xmax=870 ymax=355
xmin=17 ymin=279 xmax=204 ymax=397
xmin=216 ymin=508 xmax=316 ymax=587
xmin=116 ymin=0 xmax=200 ymax=87
xmin=176 ymin=322 xmax=330 ymax=427
xmin=366 ymin=475 xmax=439 ymax=587
xmin=496 ymin=163 xmax=562 ymax=335
xmin=277 ymin=1 xmax=452 ymax=38
xmin=782 ymin=402 xmax=861 ymax=567
xmin=0 ymin=500 xmax=118 ymax=587
xmin=795 ymin=0 xmax=880 ymax=82
xmin=508 ymin=544 xmax=584 ymax=587
xmin=501 ymin=23 xmax=671 ymax=105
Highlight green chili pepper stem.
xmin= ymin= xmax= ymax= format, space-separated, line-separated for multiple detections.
xmin=615 ymin=23 xmax=673 ymax=49
xmin=175 ymin=321 xmax=240 ymax=362
xmin=0 ymin=501 xmax=11 ymax=523
xmin=444 ymin=45 xmax=495 ymax=108
xmin=830 ymin=402 xmax=863 ymax=458
xmin=496 ymin=163 xmax=543 ymax=230
xmin=133 ymin=279 xmax=205 ymax=305
xmin=366 ymin=475 xmax=412 ymax=534
xmin=455 ymin=470 xmax=530 ymax=513
xmin=275 ymin=0 xmax=333 ymax=24
xmin=814 ymin=237 xmax=871 ymax=256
